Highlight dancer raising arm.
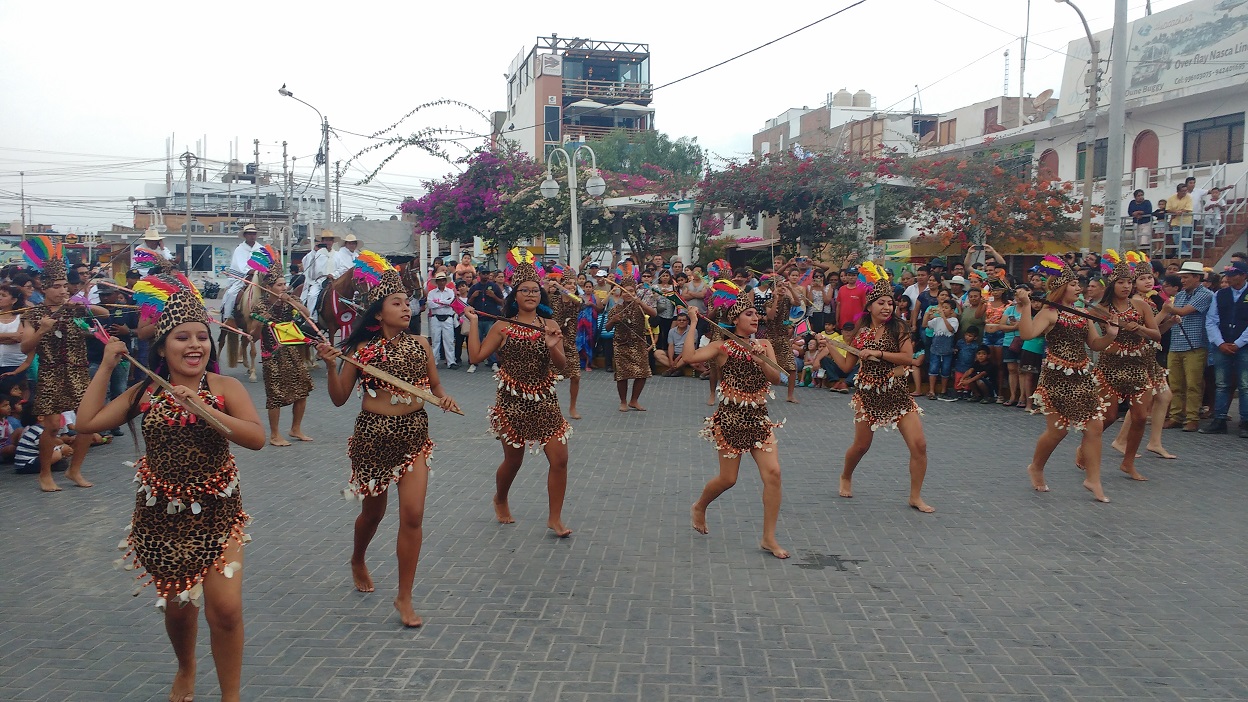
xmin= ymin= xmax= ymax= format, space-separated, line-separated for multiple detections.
xmin=683 ymin=285 xmax=789 ymax=558
xmin=318 ymin=252 xmax=459 ymax=628
xmin=74 ymin=273 xmax=266 ymax=702
xmin=1016 ymin=255 xmax=1118 ymax=503
xmin=465 ymin=250 xmax=573 ymax=537
xmin=831 ymin=265 xmax=934 ymax=513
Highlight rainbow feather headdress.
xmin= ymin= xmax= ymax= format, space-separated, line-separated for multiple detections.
xmin=859 ymin=260 xmax=893 ymax=307
xmin=505 ymin=247 xmax=541 ymax=286
xmin=1040 ymin=254 xmax=1077 ymax=293
xmin=710 ymin=278 xmax=750 ymax=321
xmin=1100 ymin=249 xmax=1135 ymax=283
xmin=20 ymin=236 xmax=68 ymax=283
xmin=134 ymin=246 xmax=176 ymax=273
xmin=247 ymin=244 xmax=282 ymax=285
xmin=133 ymin=272 xmax=209 ymax=339
xmin=707 ymin=258 xmax=732 ymax=281
xmin=353 ymin=250 xmax=407 ymax=307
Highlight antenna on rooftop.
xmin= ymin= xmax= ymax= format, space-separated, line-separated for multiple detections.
xmin=1004 ymin=49 xmax=1010 ymax=95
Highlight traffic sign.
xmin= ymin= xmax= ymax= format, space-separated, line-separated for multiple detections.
xmin=842 ymin=184 xmax=881 ymax=209
xmin=668 ymin=199 xmax=694 ymax=215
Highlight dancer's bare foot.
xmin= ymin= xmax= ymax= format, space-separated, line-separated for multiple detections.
xmin=1120 ymin=465 xmax=1149 ymax=481
xmin=38 ymin=475 xmax=62 ymax=492
xmin=546 ymin=519 xmax=572 ymax=537
xmin=909 ymin=499 xmax=936 ymax=513
xmin=691 ymin=504 xmax=708 ymax=535
xmin=169 ymin=664 xmax=195 ymax=702
xmin=759 ymin=540 xmax=790 ymax=559
xmin=628 ymin=402 xmax=646 ymax=411
xmin=1082 ymin=480 xmax=1110 ymax=503
xmin=350 ymin=560 xmax=374 ymax=593
xmin=569 ymin=408 xmax=581 ymax=420
xmin=1110 ymin=439 xmax=1142 ymax=458
xmin=838 ymin=476 xmax=853 ymax=498
xmin=493 ymin=498 xmax=515 ymax=524
xmin=706 ymin=396 xmax=716 ymax=406
xmin=64 ymin=468 xmax=93 ymax=488
xmin=1147 ymin=445 xmax=1177 ymax=459
xmin=269 ymin=436 xmax=292 ymax=447
xmin=1027 ymin=464 xmax=1049 ymax=492
xmin=289 ymin=431 xmax=314 ymax=442
xmin=393 ymin=598 xmax=422 ymax=627
xmin=618 ymin=403 xmax=629 ymax=412
xmin=1075 ymin=444 xmax=1086 ymax=471
xmin=786 ymin=396 xmax=799 ymax=404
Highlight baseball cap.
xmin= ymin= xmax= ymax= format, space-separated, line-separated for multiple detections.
xmin=595 ymin=270 xmax=608 ymax=277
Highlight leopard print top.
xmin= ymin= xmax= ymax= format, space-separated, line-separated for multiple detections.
xmin=119 ymin=375 xmax=249 ymax=609
xmin=488 ymin=323 xmax=571 ymax=452
xmin=352 ymin=332 xmax=430 ymax=403
xmin=1032 ymin=311 xmax=1109 ymax=430
xmin=23 ymin=305 xmax=91 ymax=416
xmin=550 ymin=291 xmax=581 ymax=378
xmin=255 ymin=298 xmax=312 ymax=408
xmin=701 ymin=339 xmax=782 ymax=456
xmin=850 ymin=325 xmax=921 ymax=431
xmin=608 ymin=300 xmax=652 ymax=381
xmin=763 ymin=289 xmax=797 ymax=373
xmin=1094 ymin=303 xmax=1155 ymax=404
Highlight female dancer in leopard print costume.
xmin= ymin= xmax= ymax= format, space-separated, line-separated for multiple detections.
xmin=1016 ymin=257 xmax=1119 ymax=503
xmin=606 ymin=276 xmax=656 ymax=412
xmin=248 ymin=255 xmax=314 ymax=446
xmin=546 ymin=273 xmax=583 ymax=419
xmin=830 ymin=277 xmax=934 ymax=513
xmin=466 ymin=253 xmax=572 ymax=537
xmin=318 ymin=253 xmax=460 ymax=628
xmin=682 ymin=288 xmax=789 ymax=559
xmin=74 ymin=273 xmax=266 ymax=702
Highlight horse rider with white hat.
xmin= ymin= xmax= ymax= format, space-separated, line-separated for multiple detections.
xmin=220 ymin=224 xmax=264 ymax=318
xmin=300 ymin=230 xmax=337 ymax=308
xmin=138 ymin=228 xmax=176 ymax=270
xmin=330 ymin=232 xmax=360 ymax=279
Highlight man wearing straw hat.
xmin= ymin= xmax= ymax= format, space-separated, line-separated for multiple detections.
xmin=330 ymin=233 xmax=360 ymax=280
xmin=300 ymin=231 xmax=336 ymax=309
xmin=137 ymin=228 xmax=175 ymax=273
xmin=219 ymin=224 xmax=264 ymax=319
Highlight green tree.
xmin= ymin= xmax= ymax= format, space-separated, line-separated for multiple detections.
xmin=582 ymin=130 xmax=704 ymax=187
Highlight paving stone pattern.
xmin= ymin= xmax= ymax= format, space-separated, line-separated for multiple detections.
xmin=2 ymin=362 xmax=1246 ymax=701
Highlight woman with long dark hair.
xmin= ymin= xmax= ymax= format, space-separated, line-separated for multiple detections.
xmin=318 ymin=253 xmax=459 ymax=627
xmin=74 ymin=273 xmax=266 ymax=702
xmin=831 ymin=273 xmax=933 ymax=513
xmin=1016 ymin=256 xmax=1119 ymax=502
xmin=606 ymin=276 xmax=656 ymax=412
xmin=683 ymin=285 xmax=787 ymax=558
xmin=0 ymin=284 xmax=29 ymax=378
xmin=1111 ymin=264 xmax=1176 ymax=460
xmin=465 ymin=251 xmax=572 ymax=536
xmin=1093 ymin=253 xmax=1161 ymax=481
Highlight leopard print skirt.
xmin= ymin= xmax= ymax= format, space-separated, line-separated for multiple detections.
xmin=613 ymin=332 xmax=652 ymax=381
xmin=262 ymin=345 xmax=313 ymax=409
xmin=702 ymin=403 xmax=780 ymax=457
xmin=1032 ymin=366 xmax=1109 ymax=431
xmin=767 ymin=333 xmax=797 ymax=373
xmin=33 ymin=363 xmax=88 ymax=416
xmin=850 ymin=378 xmax=921 ymax=432
xmin=562 ymin=324 xmax=580 ymax=379
xmin=346 ymin=409 xmax=433 ymax=498
xmin=489 ymin=391 xmax=571 ymax=452
xmin=1095 ymin=352 xmax=1154 ymax=404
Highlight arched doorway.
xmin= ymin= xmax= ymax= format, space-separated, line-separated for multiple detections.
xmin=1037 ymin=149 xmax=1059 ymax=183
xmin=1132 ymin=130 xmax=1159 ymax=171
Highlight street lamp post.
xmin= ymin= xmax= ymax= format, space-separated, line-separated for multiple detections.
xmin=278 ymin=85 xmax=332 ymax=230
xmin=541 ymin=145 xmax=607 ymax=268
xmin=1056 ymin=0 xmax=1100 ymax=255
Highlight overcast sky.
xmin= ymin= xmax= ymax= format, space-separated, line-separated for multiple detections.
xmin=0 ymin=0 xmax=1187 ymax=232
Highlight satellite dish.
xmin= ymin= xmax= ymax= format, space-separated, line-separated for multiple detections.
xmin=1032 ymin=89 xmax=1054 ymax=109
xmin=919 ymin=131 xmax=938 ymax=146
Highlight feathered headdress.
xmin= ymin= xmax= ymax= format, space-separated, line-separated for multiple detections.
xmin=20 ymin=236 xmax=68 ymax=283
xmin=707 ymin=258 xmax=732 ymax=280
xmin=134 ymin=246 xmax=176 ymax=273
xmin=861 ymin=261 xmax=893 ymax=307
xmin=710 ymin=278 xmax=751 ymax=321
xmin=133 ymin=272 xmax=209 ymax=339
xmin=505 ymin=247 xmax=541 ymax=286
xmin=1101 ymin=248 xmax=1135 ymax=283
xmin=545 ymin=263 xmax=566 ymax=280
xmin=1125 ymin=250 xmax=1151 ymax=274
xmin=353 ymin=250 xmax=407 ymax=307
xmin=1040 ymin=254 xmax=1077 ymax=293
xmin=247 ymin=244 xmax=282 ymax=286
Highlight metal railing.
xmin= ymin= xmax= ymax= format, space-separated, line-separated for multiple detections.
xmin=562 ymin=124 xmax=647 ymax=143
xmin=562 ymin=78 xmax=651 ymax=102
xmin=1074 ymin=161 xmax=1225 ymax=198
xmin=1118 ymin=189 xmax=1239 ymax=261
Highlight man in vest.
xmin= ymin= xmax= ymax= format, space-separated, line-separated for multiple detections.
xmin=300 ymin=232 xmax=335 ymax=308
xmin=220 ymin=224 xmax=264 ymax=318
xmin=1201 ymin=261 xmax=1248 ymax=436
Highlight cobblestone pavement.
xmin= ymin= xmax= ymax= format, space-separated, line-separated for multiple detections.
xmin=2 ymin=360 xmax=1247 ymax=701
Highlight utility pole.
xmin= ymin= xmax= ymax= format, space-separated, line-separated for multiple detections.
xmin=1060 ymin=0 xmax=1101 ymax=255
xmin=253 ymin=139 xmax=261 ymax=204
xmin=322 ymin=117 xmax=331 ymax=227
xmin=1018 ymin=0 xmax=1031 ymax=128
xmin=19 ymin=171 xmax=25 ymax=240
xmin=334 ymin=160 xmax=342 ymax=223
xmin=180 ymin=151 xmax=198 ymax=275
xmin=1103 ymin=0 xmax=1130 ymax=252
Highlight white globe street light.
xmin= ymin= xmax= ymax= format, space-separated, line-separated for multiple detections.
xmin=541 ymin=144 xmax=604 ymax=268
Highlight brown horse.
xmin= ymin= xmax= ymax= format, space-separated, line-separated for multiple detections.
xmin=222 ymin=275 xmax=261 ymax=382
xmin=316 ymin=262 xmax=424 ymax=344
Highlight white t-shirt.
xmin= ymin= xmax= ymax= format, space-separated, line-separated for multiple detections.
xmin=927 ymin=315 xmax=959 ymax=336
xmin=0 ymin=316 xmax=24 ymax=367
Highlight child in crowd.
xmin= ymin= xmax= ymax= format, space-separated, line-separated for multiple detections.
xmin=961 ymin=347 xmax=998 ymax=403
xmin=13 ymin=403 xmax=73 ymax=474
xmin=821 ymin=321 xmax=855 ymax=393
xmin=0 ymin=396 xmax=22 ymax=463
xmin=453 ymin=280 xmax=471 ymax=367
xmin=927 ymin=299 xmax=959 ymax=400
xmin=952 ymin=327 xmax=982 ymax=400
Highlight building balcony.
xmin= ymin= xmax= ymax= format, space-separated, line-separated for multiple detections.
xmin=563 ymin=78 xmax=651 ymax=103
xmin=562 ymin=124 xmax=649 ymax=143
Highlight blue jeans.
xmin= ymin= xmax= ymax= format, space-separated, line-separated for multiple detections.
xmin=89 ymin=361 xmax=131 ymax=401
xmin=1211 ymin=344 xmax=1248 ymax=422
xmin=477 ymin=319 xmax=497 ymax=365
xmin=821 ymin=357 xmax=857 ymax=384
xmin=928 ymin=353 xmax=954 ymax=378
